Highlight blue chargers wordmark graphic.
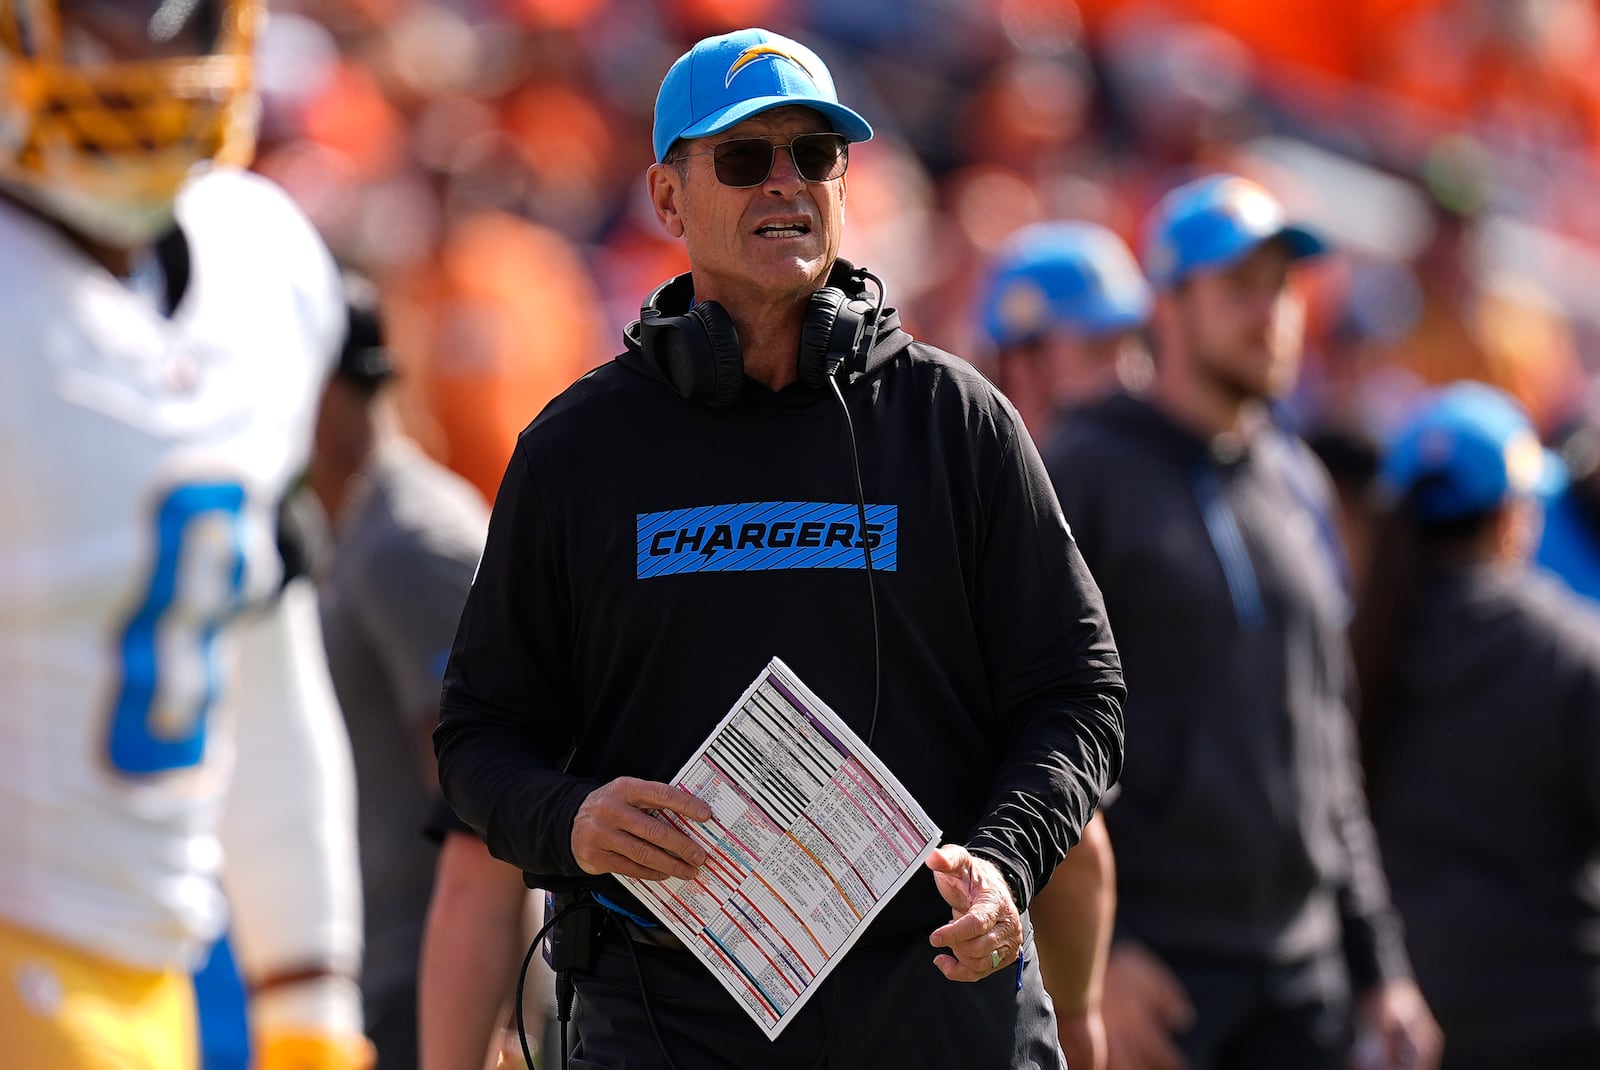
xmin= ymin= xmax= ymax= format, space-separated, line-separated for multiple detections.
xmin=637 ymin=502 xmax=898 ymax=578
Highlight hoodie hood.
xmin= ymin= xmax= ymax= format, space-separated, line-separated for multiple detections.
xmin=619 ymin=258 xmax=912 ymax=412
xmin=1074 ymin=391 xmax=1288 ymax=470
xmin=1082 ymin=392 xmax=1211 ymax=457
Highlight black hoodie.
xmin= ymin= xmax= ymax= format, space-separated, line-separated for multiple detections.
xmin=1369 ymin=564 xmax=1600 ymax=1062
xmin=434 ymin=268 xmax=1124 ymax=942
xmin=1042 ymin=392 xmax=1410 ymax=992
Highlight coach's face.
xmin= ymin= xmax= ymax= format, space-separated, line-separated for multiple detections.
xmin=649 ymin=105 xmax=847 ymax=308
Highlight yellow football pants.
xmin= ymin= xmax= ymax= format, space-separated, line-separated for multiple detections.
xmin=0 ymin=918 xmax=197 ymax=1070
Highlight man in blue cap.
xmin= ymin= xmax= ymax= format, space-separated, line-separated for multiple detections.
xmin=979 ymin=221 xmax=1155 ymax=442
xmin=1041 ymin=174 xmax=1442 ymax=1070
xmin=1379 ymin=382 xmax=1567 ymax=526
xmin=434 ymin=27 xmax=1125 ymax=1070
xmin=1354 ymin=381 xmax=1600 ymax=1070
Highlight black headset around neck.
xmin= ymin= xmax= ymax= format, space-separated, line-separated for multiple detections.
xmin=635 ymin=259 xmax=884 ymax=407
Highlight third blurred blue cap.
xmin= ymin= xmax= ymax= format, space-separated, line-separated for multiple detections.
xmin=980 ymin=221 xmax=1153 ymax=348
xmin=1142 ymin=174 xmax=1326 ymax=291
xmin=1381 ymin=381 xmax=1567 ymax=523
xmin=652 ymin=28 xmax=873 ymax=163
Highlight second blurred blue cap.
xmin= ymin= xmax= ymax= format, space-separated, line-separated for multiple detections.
xmin=980 ymin=221 xmax=1153 ymax=348
xmin=652 ymin=28 xmax=873 ymax=163
xmin=1381 ymin=381 xmax=1566 ymax=523
xmin=1142 ymin=173 xmax=1325 ymax=291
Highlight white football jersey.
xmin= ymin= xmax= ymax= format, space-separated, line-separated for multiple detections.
xmin=0 ymin=168 xmax=345 ymax=970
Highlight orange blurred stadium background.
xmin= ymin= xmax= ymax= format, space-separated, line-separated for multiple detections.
xmin=254 ymin=0 xmax=1600 ymax=499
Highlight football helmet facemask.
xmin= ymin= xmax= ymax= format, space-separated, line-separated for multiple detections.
xmin=0 ymin=0 xmax=261 ymax=247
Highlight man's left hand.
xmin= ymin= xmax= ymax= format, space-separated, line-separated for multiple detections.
xmin=1351 ymin=979 xmax=1443 ymax=1070
xmin=926 ymin=844 xmax=1022 ymax=983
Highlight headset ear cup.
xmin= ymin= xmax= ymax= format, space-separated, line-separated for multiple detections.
xmin=637 ymin=275 xmax=743 ymax=406
xmin=643 ymin=314 xmax=702 ymax=401
xmin=689 ymin=302 xmax=744 ymax=407
xmin=799 ymin=288 xmax=847 ymax=388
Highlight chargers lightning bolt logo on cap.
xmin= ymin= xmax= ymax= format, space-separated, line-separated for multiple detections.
xmin=725 ymin=45 xmax=818 ymax=88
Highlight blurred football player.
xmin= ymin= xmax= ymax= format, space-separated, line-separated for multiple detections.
xmin=0 ymin=2 xmax=370 ymax=1068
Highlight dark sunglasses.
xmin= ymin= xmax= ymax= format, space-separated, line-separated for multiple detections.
xmin=676 ymin=132 xmax=850 ymax=188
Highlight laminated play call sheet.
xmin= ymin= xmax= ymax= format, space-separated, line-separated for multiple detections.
xmin=617 ymin=656 xmax=941 ymax=1040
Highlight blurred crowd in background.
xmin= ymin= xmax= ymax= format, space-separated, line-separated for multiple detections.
xmin=251 ymin=0 xmax=1600 ymax=503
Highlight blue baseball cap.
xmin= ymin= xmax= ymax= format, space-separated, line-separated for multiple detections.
xmin=1142 ymin=174 xmax=1326 ymax=291
xmin=980 ymin=222 xmax=1153 ymax=347
xmin=1381 ymin=381 xmax=1567 ymax=523
xmin=652 ymin=28 xmax=873 ymax=163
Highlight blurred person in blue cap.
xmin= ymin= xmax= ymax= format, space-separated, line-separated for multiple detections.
xmin=1041 ymin=173 xmax=1442 ymax=1070
xmin=434 ymin=25 xmax=1124 ymax=1070
xmin=1377 ymin=380 xmax=1565 ymax=528
xmin=980 ymin=221 xmax=1155 ymax=441
xmin=1352 ymin=380 xmax=1600 ymax=1070
xmin=977 ymin=221 xmax=1151 ymax=1070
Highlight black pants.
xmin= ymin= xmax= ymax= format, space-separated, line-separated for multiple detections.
xmin=569 ymin=919 xmax=1065 ymax=1069
xmin=1166 ymin=950 xmax=1352 ymax=1070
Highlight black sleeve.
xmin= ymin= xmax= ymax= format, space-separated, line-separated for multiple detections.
xmin=964 ymin=426 xmax=1125 ymax=912
xmin=1329 ymin=687 xmax=1414 ymax=993
xmin=423 ymin=795 xmax=472 ymax=846
xmin=432 ymin=443 xmax=602 ymax=887
xmin=1295 ymin=453 xmax=1412 ymax=994
xmin=1555 ymin=610 xmax=1600 ymax=837
xmin=1577 ymin=670 xmax=1600 ymax=838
